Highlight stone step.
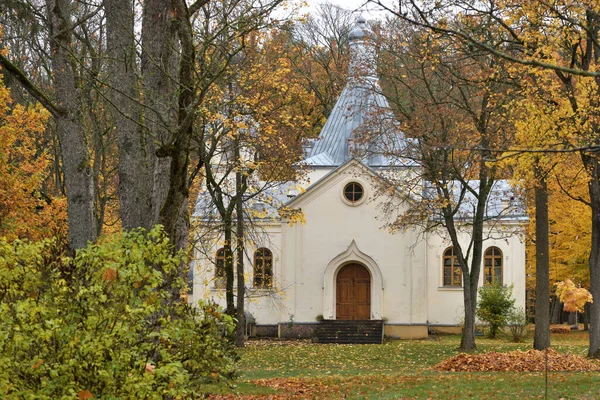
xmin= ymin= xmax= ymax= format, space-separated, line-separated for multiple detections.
xmin=315 ymin=319 xmax=384 ymax=344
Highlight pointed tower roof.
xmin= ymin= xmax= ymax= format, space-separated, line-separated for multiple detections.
xmin=305 ymin=16 xmax=406 ymax=167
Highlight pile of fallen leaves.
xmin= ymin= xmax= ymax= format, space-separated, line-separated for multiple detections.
xmin=550 ymin=325 xmax=572 ymax=334
xmin=208 ymin=377 xmax=334 ymax=399
xmin=433 ymin=349 xmax=600 ymax=372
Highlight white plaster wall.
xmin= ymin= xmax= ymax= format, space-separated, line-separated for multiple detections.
xmin=191 ymin=162 xmax=526 ymax=330
xmin=425 ymin=225 xmax=526 ymax=326
xmin=305 ymin=167 xmax=332 ymax=187
xmin=190 ymin=224 xmax=286 ymax=325
xmin=279 ymin=163 xmax=426 ymax=324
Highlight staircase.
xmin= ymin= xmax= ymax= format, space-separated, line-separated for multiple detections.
xmin=316 ymin=319 xmax=384 ymax=344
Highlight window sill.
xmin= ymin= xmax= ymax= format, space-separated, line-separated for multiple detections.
xmin=248 ymin=287 xmax=276 ymax=292
xmin=438 ymin=286 xmax=463 ymax=291
xmin=210 ymin=287 xmax=276 ymax=291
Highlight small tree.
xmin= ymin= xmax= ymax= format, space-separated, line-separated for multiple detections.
xmin=555 ymin=279 xmax=593 ymax=313
xmin=477 ymin=282 xmax=515 ymax=338
xmin=506 ymin=306 xmax=528 ymax=343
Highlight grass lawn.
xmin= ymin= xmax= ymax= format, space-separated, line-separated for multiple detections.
xmin=203 ymin=330 xmax=600 ymax=399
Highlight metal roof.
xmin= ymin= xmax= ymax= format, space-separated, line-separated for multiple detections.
xmin=423 ymin=180 xmax=527 ymax=221
xmin=307 ymin=15 xmax=408 ymax=167
xmin=307 ymin=81 xmax=403 ymax=167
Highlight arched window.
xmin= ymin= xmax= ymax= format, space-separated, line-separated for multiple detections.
xmin=214 ymin=248 xmax=226 ymax=288
xmin=484 ymin=247 xmax=503 ymax=285
xmin=254 ymin=248 xmax=273 ymax=288
xmin=443 ymin=247 xmax=462 ymax=287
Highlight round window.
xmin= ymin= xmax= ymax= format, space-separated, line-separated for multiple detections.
xmin=343 ymin=182 xmax=364 ymax=203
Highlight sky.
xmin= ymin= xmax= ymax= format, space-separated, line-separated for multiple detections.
xmin=301 ymin=0 xmax=390 ymax=20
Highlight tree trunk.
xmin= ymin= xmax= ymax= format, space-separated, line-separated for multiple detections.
xmin=568 ymin=312 xmax=578 ymax=327
xmin=141 ymin=0 xmax=177 ymax=228
xmin=105 ymin=0 xmax=153 ymax=231
xmin=224 ymin=222 xmax=235 ymax=316
xmin=235 ymin=168 xmax=246 ymax=347
xmin=550 ymin=295 xmax=562 ymax=324
xmin=533 ymin=173 xmax=550 ymax=350
xmin=459 ymin=170 xmax=488 ymax=351
xmin=158 ymin=0 xmax=196 ymax=251
xmin=460 ymin=277 xmax=477 ymax=351
xmin=158 ymin=144 xmax=190 ymax=250
xmin=584 ymin=301 xmax=590 ymax=332
xmin=586 ymin=155 xmax=600 ymax=357
xmin=444 ymin=221 xmax=478 ymax=352
xmin=47 ymin=0 xmax=97 ymax=250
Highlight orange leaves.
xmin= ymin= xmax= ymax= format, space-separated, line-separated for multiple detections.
xmin=102 ymin=268 xmax=118 ymax=283
xmin=433 ymin=349 xmax=600 ymax=372
xmin=32 ymin=359 xmax=44 ymax=369
xmin=555 ymin=279 xmax=593 ymax=313
xmin=549 ymin=324 xmax=572 ymax=334
xmin=0 ymin=73 xmax=67 ymax=241
xmin=145 ymin=363 xmax=155 ymax=374
xmin=77 ymin=390 xmax=94 ymax=399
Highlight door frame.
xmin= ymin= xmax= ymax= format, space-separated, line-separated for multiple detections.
xmin=322 ymin=240 xmax=383 ymax=320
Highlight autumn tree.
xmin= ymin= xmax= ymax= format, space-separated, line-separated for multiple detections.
xmin=373 ymin=18 xmax=519 ymax=351
xmin=2 ymin=2 xmax=121 ymax=239
xmin=547 ymin=175 xmax=591 ymax=287
xmin=282 ymin=3 xmax=353 ymax=135
xmin=0 ymin=0 xmax=287 ymax=259
xmin=508 ymin=74 xmax=597 ymax=345
xmin=1 ymin=1 xmax=124 ymax=245
xmin=556 ymin=279 xmax=593 ymax=314
xmin=195 ymin=27 xmax=314 ymax=346
xmin=370 ymin=0 xmax=600 ymax=358
xmin=0 ymin=72 xmax=66 ymax=240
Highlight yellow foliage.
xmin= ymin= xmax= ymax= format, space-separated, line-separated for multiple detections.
xmin=278 ymin=206 xmax=305 ymax=226
xmin=506 ymin=58 xmax=597 ymax=293
xmin=555 ymin=279 xmax=593 ymax=313
xmin=0 ymin=73 xmax=67 ymax=241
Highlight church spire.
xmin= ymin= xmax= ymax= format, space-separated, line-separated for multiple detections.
xmin=348 ymin=16 xmax=377 ymax=81
xmin=305 ymin=15 xmax=400 ymax=167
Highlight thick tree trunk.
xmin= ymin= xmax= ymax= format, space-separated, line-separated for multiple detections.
xmin=235 ymin=169 xmax=246 ymax=347
xmin=159 ymin=145 xmax=190 ymax=250
xmin=533 ymin=174 xmax=550 ymax=350
xmin=586 ymin=156 xmax=600 ymax=357
xmin=105 ymin=0 xmax=153 ymax=231
xmin=47 ymin=0 xmax=97 ymax=250
xmin=158 ymin=0 xmax=196 ymax=251
xmin=141 ymin=0 xmax=177 ymax=228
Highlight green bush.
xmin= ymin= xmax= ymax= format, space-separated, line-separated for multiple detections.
xmin=0 ymin=227 xmax=236 ymax=399
xmin=505 ymin=306 xmax=528 ymax=342
xmin=476 ymin=282 xmax=515 ymax=338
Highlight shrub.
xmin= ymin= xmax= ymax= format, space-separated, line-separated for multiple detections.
xmin=505 ymin=307 xmax=528 ymax=342
xmin=0 ymin=227 xmax=236 ymax=399
xmin=476 ymin=282 xmax=515 ymax=338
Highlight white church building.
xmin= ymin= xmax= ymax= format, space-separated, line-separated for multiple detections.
xmin=190 ymin=17 xmax=526 ymax=340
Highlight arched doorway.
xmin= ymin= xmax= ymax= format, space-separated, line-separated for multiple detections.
xmin=336 ymin=263 xmax=371 ymax=320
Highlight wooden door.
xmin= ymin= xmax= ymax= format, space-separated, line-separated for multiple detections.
xmin=336 ymin=263 xmax=371 ymax=320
